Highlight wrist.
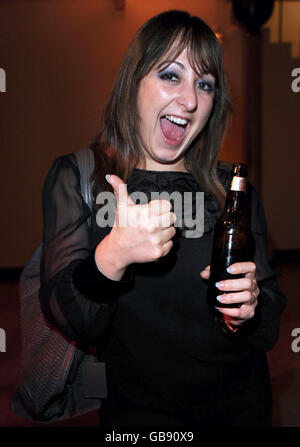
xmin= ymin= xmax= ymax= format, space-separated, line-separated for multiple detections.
xmin=95 ymin=234 xmax=128 ymax=281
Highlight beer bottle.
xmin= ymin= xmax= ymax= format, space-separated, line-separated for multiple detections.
xmin=207 ymin=163 xmax=254 ymax=332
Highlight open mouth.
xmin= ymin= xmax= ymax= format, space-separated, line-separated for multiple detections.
xmin=160 ymin=115 xmax=189 ymax=146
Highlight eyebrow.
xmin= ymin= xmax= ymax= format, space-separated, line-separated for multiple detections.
xmin=157 ymin=60 xmax=185 ymax=71
xmin=156 ymin=60 xmax=215 ymax=81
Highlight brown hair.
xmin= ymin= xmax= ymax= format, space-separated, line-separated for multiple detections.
xmin=90 ymin=10 xmax=231 ymax=207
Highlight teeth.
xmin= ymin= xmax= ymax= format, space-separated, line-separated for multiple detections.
xmin=165 ymin=115 xmax=187 ymax=126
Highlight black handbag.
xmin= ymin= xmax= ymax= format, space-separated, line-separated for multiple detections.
xmin=11 ymin=148 xmax=107 ymax=423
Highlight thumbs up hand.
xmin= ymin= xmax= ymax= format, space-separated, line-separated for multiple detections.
xmin=94 ymin=174 xmax=176 ymax=281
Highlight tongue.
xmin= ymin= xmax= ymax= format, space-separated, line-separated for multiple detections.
xmin=160 ymin=117 xmax=184 ymax=141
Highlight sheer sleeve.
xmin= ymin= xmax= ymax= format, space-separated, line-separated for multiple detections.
xmin=244 ymin=184 xmax=286 ymax=351
xmin=39 ymin=153 xmax=133 ymax=346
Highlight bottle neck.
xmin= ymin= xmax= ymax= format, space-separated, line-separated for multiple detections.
xmin=224 ymin=176 xmax=248 ymax=215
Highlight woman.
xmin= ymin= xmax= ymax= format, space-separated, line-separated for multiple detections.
xmin=40 ymin=10 xmax=285 ymax=427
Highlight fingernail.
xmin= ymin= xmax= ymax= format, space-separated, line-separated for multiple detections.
xmin=105 ymin=174 xmax=111 ymax=183
xmin=216 ymin=295 xmax=223 ymax=302
xmin=227 ymin=266 xmax=236 ymax=273
xmin=215 ymin=282 xmax=223 ymax=288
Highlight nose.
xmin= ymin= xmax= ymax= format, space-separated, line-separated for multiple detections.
xmin=177 ymin=81 xmax=198 ymax=112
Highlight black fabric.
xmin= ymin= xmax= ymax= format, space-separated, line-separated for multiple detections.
xmin=39 ymin=153 xmax=286 ymax=426
xmin=73 ymin=247 xmax=134 ymax=301
xmin=99 ymin=351 xmax=272 ymax=427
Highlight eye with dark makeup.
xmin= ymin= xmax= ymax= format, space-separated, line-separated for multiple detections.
xmin=196 ymin=79 xmax=215 ymax=93
xmin=158 ymin=68 xmax=215 ymax=93
xmin=159 ymin=70 xmax=179 ymax=83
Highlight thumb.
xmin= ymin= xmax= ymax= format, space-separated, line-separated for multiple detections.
xmin=200 ymin=265 xmax=210 ymax=279
xmin=106 ymin=174 xmax=134 ymax=206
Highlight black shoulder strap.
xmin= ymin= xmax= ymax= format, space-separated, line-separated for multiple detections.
xmin=75 ymin=148 xmax=95 ymax=222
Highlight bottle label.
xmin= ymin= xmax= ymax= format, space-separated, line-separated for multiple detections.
xmin=231 ymin=176 xmax=246 ymax=191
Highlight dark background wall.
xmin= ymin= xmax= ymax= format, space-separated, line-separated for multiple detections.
xmin=0 ymin=0 xmax=299 ymax=268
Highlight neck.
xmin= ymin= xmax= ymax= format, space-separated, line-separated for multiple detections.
xmin=136 ymin=158 xmax=189 ymax=172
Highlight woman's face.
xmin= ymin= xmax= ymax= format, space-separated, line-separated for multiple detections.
xmin=137 ymin=48 xmax=215 ymax=171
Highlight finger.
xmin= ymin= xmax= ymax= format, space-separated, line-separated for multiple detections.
xmin=216 ymin=307 xmax=243 ymax=326
xmin=150 ymin=226 xmax=176 ymax=246
xmin=158 ymin=211 xmax=176 ymax=229
xmin=138 ymin=206 xmax=176 ymax=229
xmin=148 ymin=199 xmax=172 ymax=215
xmin=160 ymin=225 xmax=177 ymax=242
xmin=217 ymin=306 xmax=244 ymax=320
xmin=223 ymin=317 xmax=243 ymax=327
xmin=200 ymin=265 xmax=210 ymax=278
xmin=152 ymin=239 xmax=174 ymax=261
xmin=106 ymin=174 xmax=134 ymax=206
xmin=217 ymin=304 xmax=256 ymax=321
xmin=227 ymin=261 xmax=256 ymax=278
xmin=161 ymin=239 xmax=174 ymax=257
xmin=216 ymin=290 xmax=254 ymax=306
xmin=215 ymin=277 xmax=254 ymax=292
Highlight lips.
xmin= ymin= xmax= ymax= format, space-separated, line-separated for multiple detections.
xmin=160 ymin=115 xmax=189 ymax=146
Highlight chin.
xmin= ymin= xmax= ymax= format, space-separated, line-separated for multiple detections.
xmin=154 ymin=147 xmax=185 ymax=162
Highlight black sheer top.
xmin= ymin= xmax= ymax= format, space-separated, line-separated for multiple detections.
xmin=39 ymin=152 xmax=286 ymax=407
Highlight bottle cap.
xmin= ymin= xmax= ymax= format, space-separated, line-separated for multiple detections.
xmin=232 ymin=163 xmax=247 ymax=178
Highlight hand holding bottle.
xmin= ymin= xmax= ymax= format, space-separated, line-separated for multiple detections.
xmin=201 ymin=262 xmax=259 ymax=327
